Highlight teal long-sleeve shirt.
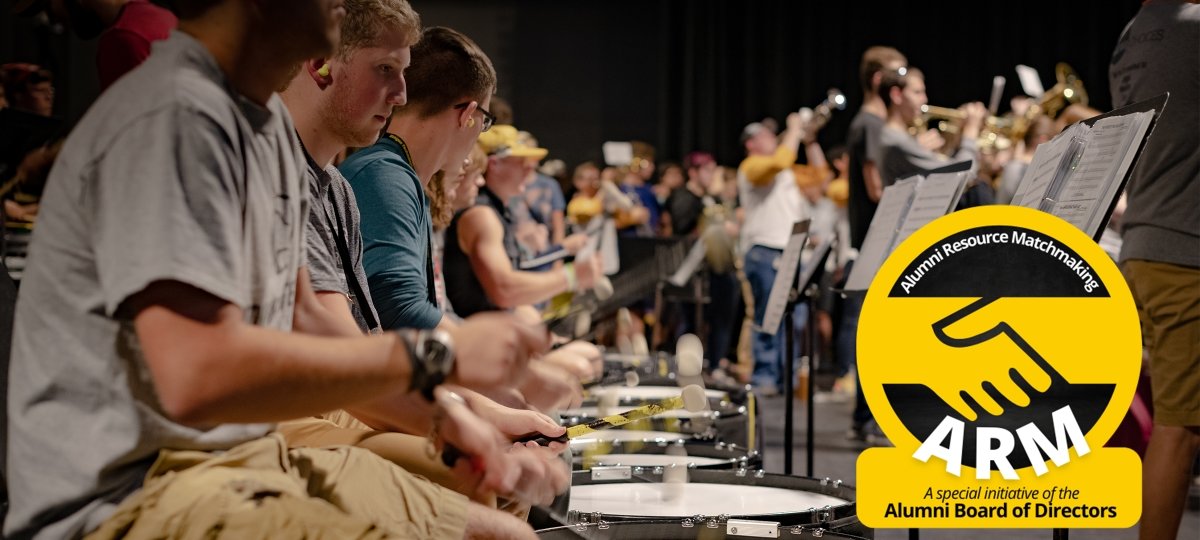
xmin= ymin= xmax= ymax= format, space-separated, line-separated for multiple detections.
xmin=339 ymin=137 xmax=442 ymax=329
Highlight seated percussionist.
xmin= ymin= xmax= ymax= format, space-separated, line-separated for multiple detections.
xmin=443 ymin=125 xmax=603 ymax=319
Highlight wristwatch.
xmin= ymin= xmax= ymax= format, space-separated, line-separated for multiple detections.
xmin=399 ymin=329 xmax=456 ymax=401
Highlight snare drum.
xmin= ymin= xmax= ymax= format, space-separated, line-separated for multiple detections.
xmin=555 ymin=469 xmax=867 ymax=538
xmin=537 ymin=520 xmax=868 ymax=539
xmin=569 ymin=432 xmax=760 ymax=471
xmin=563 ymin=385 xmax=751 ymax=446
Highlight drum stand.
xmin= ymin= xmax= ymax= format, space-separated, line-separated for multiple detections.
xmin=782 ymin=282 xmax=820 ymax=477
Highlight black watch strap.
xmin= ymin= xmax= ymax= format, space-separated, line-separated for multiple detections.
xmin=398 ymin=329 xmax=452 ymax=401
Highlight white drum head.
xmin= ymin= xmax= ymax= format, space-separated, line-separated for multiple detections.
xmin=596 ymin=385 xmax=727 ymax=401
xmin=585 ymin=453 xmax=730 ymax=467
xmin=569 ymin=483 xmax=849 ymax=517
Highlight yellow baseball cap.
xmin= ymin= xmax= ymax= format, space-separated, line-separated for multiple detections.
xmin=477 ymin=125 xmax=548 ymax=160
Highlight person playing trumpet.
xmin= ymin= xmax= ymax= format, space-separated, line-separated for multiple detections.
xmin=875 ymin=67 xmax=985 ymax=188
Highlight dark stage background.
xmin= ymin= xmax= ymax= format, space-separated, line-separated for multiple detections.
xmin=3 ymin=0 xmax=1143 ymax=169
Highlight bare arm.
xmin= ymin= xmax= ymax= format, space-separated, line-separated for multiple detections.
xmin=457 ymin=207 xmax=571 ymax=308
xmin=131 ymin=280 xmax=412 ymax=426
xmin=864 ymin=160 xmax=884 ymax=203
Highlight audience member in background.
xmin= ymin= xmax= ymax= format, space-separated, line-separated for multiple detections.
xmin=0 ymin=63 xmax=54 ymax=117
xmin=16 ymin=0 xmax=177 ymax=90
xmin=509 ymin=131 xmax=572 ymax=269
xmin=566 ymin=161 xmax=603 ymax=227
xmin=654 ymin=161 xmax=684 ymax=209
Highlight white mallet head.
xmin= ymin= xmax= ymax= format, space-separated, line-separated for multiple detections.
xmin=593 ymin=276 xmax=614 ymax=300
xmin=679 ymin=384 xmax=708 ymax=413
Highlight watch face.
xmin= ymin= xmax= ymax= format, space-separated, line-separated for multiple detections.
xmin=425 ymin=330 xmax=455 ymax=372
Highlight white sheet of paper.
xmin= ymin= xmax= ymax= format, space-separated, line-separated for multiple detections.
xmin=1051 ymin=112 xmax=1152 ymax=236
xmin=602 ymin=141 xmax=633 ymax=167
xmin=1015 ymin=64 xmax=1045 ymax=99
xmin=845 ymin=180 xmax=918 ymax=291
xmin=760 ymin=221 xmax=810 ymax=336
xmin=893 ymin=172 xmax=968 ymax=249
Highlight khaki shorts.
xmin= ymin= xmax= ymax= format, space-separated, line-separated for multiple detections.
xmin=1122 ymin=259 xmax=1200 ymax=426
xmin=85 ymin=433 xmax=468 ymax=540
xmin=279 ymin=411 xmax=529 ymax=518
xmin=278 ymin=412 xmax=478 ymax=503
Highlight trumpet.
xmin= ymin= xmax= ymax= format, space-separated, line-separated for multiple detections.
xmin=802 ymin=88 xmax=847 ymax=133
xmin=914 ymin=105 xmax=1015 ymax=152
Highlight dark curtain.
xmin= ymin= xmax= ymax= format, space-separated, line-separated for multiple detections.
xmin=653 ymin=0 xmax=1144 ymax=165
xmin=4 ymin=1 xmax=1144 ymax=168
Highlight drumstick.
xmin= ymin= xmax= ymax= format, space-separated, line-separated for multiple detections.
xmin=516 ymin=384 xmax=709 ymax=445
xmin=581 ymin=370 xmax=639 ymax=390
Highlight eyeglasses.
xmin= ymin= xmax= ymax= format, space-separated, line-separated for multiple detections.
xmin=453 ymin=102 xmax=495 ymax=132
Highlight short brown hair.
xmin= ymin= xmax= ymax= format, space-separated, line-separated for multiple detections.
xmin=878 ymin=66 xmax=923 ymax=110
xmin=402 ymin=26 xmax=497 ymax=118
xmin=859 ymin=46 xmax=907 ymax=95
xmin=338 ymin=0 xmax=422 ymax=58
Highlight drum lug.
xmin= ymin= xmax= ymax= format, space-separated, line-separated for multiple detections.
xmin=819 ymin=505 xmax=833 ymax=522
xmin=833 ymin=479 xmax=843 ymax=488
xmin=681 ymin=517 xmax=695 ymax=528
xmin=812 ymin=528 xmax=826 ymax=537
xmin=652 ymin=466 xmax=665 ymax=475
xmin=735 ymin=467 xmax=748 ymax=477
xmin=820 ymin=477 xmax=831 ymax=486
xmin=632 ymin=466 xmax=646 ymax=475
xmin=754 ymin=469 xmax=766 ymax=478
xmin=590 ymin=465 xmax=632 ymax=481
xmin=726 ymin=518 xmax=781 ymax=538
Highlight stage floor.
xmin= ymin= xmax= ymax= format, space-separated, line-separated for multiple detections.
xmin=755 ymin=391 xmax=1200 ymax=540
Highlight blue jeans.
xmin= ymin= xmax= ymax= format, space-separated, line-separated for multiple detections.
xmin=838 ymin=290 xmax=873 ymax=427
xmin=744 ymin=246 xmax=806 ymax=388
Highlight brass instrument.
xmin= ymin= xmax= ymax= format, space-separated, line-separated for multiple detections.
xmin=911 ymin=63 xmax=1088 ymax=152
xmin=806 ymin=88 xmax=847 ymax=132
xmin=1011 ymin=62 xmax=1089 ymax=141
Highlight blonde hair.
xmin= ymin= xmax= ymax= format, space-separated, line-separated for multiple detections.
xmin=338 ymin=0 xmax=422 ymax=58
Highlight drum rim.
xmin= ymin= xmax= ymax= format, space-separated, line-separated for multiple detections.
xmin=566 ymin=469 xmax=858 ymax=525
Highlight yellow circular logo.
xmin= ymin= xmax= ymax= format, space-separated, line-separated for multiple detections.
xmin=860 ymin=206 xmax=1140 ymax=475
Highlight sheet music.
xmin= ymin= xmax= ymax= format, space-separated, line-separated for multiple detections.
xmin=893 ymin=172 xmax=968 ymax=249
xmin=761 ymin=221 xmax=810 ymax=336
xmin=1013 ymin=122 xmax=1087 ymax=208
xmin=845 ymin=180 xmax=917 ymax=291
xmin=1050 ymin=112 xmax=1153 ymax=235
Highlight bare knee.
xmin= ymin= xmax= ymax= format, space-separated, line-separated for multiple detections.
xmin=463 ymin=502 xmax=537 ymax=540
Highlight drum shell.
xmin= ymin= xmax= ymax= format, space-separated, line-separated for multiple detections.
xmin=537 ymin=520 xmax=869 ymax=539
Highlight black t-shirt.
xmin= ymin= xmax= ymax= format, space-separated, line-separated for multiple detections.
xmin=443 ymin=186 xmax=522 ymax=318
xmin=664 ymin=186 xmax=705 ymax=236
xmin=846 ymin=110 xmax=885 ymax=250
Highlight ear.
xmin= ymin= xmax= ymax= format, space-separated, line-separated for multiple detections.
xmin=889 ymin=86 xmax=903 ymax=107
xmin=457 ymin=100 xmax=478 ymax=129
xmin=871 ymin=71 xmax=883 ymax=91
xmin=307 ymin=58 xmax=333 ymax=89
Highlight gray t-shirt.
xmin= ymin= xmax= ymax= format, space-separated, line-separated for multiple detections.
xmin=5 ymin=32 xmax=308 ymax=539
xmin=875 ymin=125 xmax=978 ymax=187
xmin=1109 ymin=1 xmax=1200 ymax=268
xmin=305 ymin=157 xmax=380 ymax=333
